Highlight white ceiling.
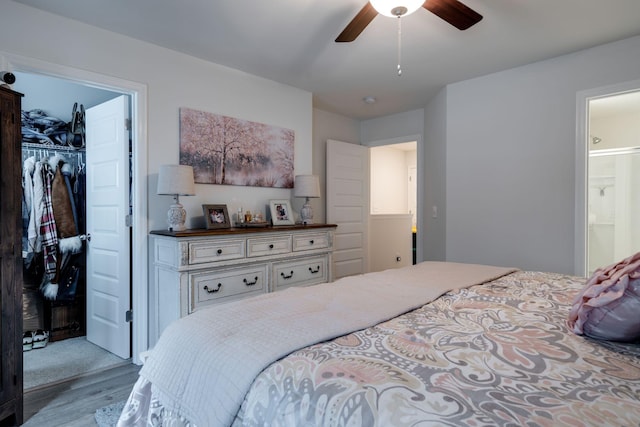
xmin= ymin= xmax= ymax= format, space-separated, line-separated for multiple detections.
xmin=13 ymin=0 xmax=640 ymax=120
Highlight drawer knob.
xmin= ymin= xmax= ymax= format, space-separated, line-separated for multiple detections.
xmin=244 ymin=276 xmax=259 ymax=286
xmin=216 ymin=249 xmax=223 ymax=255
xmin=204 ymin=283 xmax=222 ymax=293
xmin=309 ymin=266 xmax=321 ymax=274
xmin=309 ymin=239 xmax=314 ymax=245
xmin=269 ymin=244 xmax=274 ymax=249
xmin=281 ymin=271 xmax=294 ymax=280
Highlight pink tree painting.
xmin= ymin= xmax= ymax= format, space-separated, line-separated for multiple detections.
xmin=179 ymin=108 xmax=295 ymax=188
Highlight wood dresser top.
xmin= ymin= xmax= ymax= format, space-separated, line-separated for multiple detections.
xmin=150 ymin=223 xmax=337 ymax=237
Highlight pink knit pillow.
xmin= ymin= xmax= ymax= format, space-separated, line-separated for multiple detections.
xmin=568 ymin=252 xmax=640 ymax=342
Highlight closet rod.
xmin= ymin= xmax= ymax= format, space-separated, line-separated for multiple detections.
xmin=22 ymin=142 xmax=85 ymax=153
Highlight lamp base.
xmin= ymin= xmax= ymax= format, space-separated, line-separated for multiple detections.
xmin=300 ymin=201 xmax=314 ymax=225
xmin=167 ymin=203 xmax=187 ymax=231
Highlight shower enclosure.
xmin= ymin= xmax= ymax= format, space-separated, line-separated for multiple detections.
xmin=587 ymin=147 xmax=640 ymax=275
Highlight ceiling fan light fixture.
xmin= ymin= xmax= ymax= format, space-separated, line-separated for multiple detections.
xmin=370 ymin=0 xmax=424 ymax=17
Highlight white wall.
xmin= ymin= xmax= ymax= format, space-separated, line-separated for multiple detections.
xmin=423 ymin=89 xmax=448 ymax=262
xmin=361 ymin=109 xmax=424 ymax=143
xmin=1 ymin=1 xmax=312 ymax=231
xmin=432 ymin=35 xmax=640 ymax=274
xmin=370 ymin=146 xmax=409 ymax=214
xmin=369 ymin=214 xmax=412 ymax=272
xmin=590 ymin=111 xmax=640 ymax=151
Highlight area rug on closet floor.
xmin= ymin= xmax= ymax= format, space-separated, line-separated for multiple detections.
xmin=23 ymin=336 xmax=126 ymax=389
xmin=95 ymin=400 xmax=125 ymax=427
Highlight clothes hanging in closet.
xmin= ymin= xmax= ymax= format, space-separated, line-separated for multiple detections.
xmin=22 ymin=145 xmax=86 ymax=300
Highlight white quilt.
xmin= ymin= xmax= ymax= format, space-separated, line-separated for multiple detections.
xmin=139 ymin=261 xmax=517 ymax=427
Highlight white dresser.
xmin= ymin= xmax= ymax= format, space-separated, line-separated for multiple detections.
xmin=150 ymin=224 xmax=336 ymax=342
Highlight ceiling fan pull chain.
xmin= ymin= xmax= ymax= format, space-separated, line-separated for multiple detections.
xmin=397 ymin=16 xmax=402 ymax=76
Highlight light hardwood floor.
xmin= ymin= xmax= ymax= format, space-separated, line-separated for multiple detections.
xmin=23 ymin=363 xmax=140 ymax=426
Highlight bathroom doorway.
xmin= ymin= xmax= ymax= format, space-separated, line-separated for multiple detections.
xmin=586 ymin=90 xmax=640 ymax=275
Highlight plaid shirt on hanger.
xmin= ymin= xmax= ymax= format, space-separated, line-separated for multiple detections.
xmin=40 ymin=162 xmax=58 ymax=277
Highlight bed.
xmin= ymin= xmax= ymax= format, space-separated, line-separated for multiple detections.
xmin=117 ymin=261 xmax=640 ymax=427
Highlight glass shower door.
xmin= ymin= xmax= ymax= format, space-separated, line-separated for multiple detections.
xmin=587 ymin=148 xmax=640 ymax=275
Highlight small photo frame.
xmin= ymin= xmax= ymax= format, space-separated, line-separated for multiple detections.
xmin=203 ymin=204 xmax=231 ymax=229
xmin=269 ymin=199 xmax=295 ymax=226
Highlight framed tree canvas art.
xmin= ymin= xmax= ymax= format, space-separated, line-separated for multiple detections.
xmin=180 ymin=108 xmax=294 ymax=189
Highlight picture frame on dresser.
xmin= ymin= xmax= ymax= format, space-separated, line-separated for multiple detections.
xmin=203 ymin=204 xmax=231 ymax=229
xmin=269 ymin=199 xmax=295 ymax=226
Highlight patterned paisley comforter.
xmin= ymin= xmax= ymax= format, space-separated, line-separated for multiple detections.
xmin=120 ymin=271 xmax=640 ymax=426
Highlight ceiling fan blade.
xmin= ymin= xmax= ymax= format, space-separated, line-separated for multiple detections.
xmin=335 ymin=2 xmax=379 ymax=43
xmin=423 ymin=0 xmax=483 ymax=30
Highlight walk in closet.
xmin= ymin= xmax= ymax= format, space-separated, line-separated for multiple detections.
xmin=12 ymin=72 xmax=133 ymax=393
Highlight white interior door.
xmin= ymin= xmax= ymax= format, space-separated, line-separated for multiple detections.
xmin=85 ymin=95 xmax=131 ymax=359
xmin=326 ymin=140 xmax=370 ymax=279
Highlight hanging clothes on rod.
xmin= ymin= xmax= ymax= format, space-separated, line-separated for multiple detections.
xmin=22 ymin=141 xmax=86 ymax=170
xmin=22 ymin=143 xmax=86 ymax=300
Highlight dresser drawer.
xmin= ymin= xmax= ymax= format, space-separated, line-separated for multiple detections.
xmin=188 ymin=239 xmax=245 ymax=265
xmin=151 ymin=225 xmax=335 ymax=345
xmin=247 ymin=235 xmax=291 ymax=258
xmin=190 ymin=265 xmax=266 ymax=311
xmin=273 ymin=256 xmax=328 ymax=290
xmin=292 ymin=232 xmax=330 ymax=252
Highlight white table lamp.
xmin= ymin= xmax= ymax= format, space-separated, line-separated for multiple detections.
xmin=294 ymin=174 xmax=320 ymax=225
xmin=157 ymin=164 xmax=195 ymax=231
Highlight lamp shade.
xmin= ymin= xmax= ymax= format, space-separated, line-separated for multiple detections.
xmin=157 ymin=165 xmax=195 ymax=196
xmin=294 ymin=175 xmax=320 ymax=198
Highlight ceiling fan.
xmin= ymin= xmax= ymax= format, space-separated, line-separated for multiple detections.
xmin=335 ymin=0 xmax=483 ymax=43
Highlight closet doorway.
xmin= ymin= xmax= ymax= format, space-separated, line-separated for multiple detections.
xmin=12 ymin=64 xmax=147 ymax=392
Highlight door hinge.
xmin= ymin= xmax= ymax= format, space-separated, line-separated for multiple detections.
xmin=126 ymin=310 xmax=133 ymax=322
xmin=126 ymin=214 xmax=133 ymax=227
xmin=13 ymin=374 xmax=17 ymax=386
xmin=125 ymin=118 xmax=132 ymax=131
